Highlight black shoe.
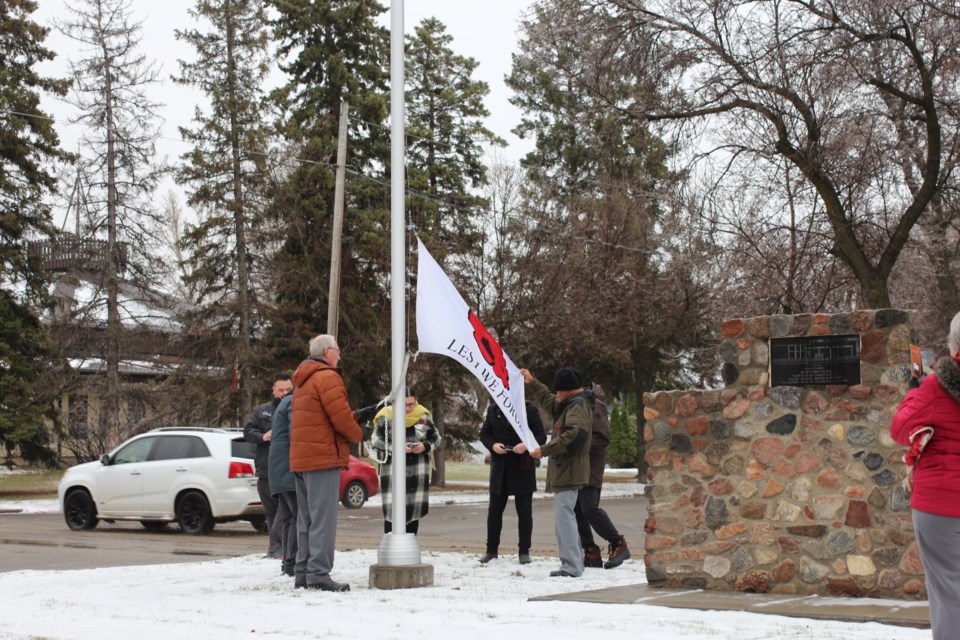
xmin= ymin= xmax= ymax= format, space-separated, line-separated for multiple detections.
xmin=306 ymin=580 xmax=350 ymax=592
xmin=282 ymin=566 xmax=295 ymax=577
xmin=518 ymin=554 xmax=531 ymax=565
xmin=294 ymin=576 xmax=306 ymax=589
xmin=549 ymin=569 xmax=576 ymax=577
xmin=583 ymin=544 xmax=603 ymax=568
xmin=604 ymin=537 xmax=631 ymax=569
xmin=479 ymin=553 xmax=498 ymax=564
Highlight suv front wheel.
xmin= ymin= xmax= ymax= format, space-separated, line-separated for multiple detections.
xmin=63 ymin=489 xmax=98 ymax=531
xmin=177 ymin=491 xmax=215 ymax=535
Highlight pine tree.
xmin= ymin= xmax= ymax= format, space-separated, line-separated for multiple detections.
xmin=0 ymin=0 xmax=69 ymax=465
xmin=173 ymin=0 xmax=274 ymax=422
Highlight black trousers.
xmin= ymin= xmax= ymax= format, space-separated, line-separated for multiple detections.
xmin=275 ymin=490 xmax=298 ymax=572
xmin=486 ymin=491 xmax=533 ymax=555
xmin=384 ymin=519 xmax=420 ymax=534
xmin=257 ymin=477 xmax=282 ymax=555
xmin=575 ymin=486 xmax=621 ymax=548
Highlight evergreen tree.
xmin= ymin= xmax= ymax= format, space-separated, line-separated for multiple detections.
xmin=405 ymin=17 xmax=500 ymax=252
xmin=0 ymin=0 xmax=69 ymax=465
xmin=404 ymin=17 xmax=502 ymax=485
xmin=607 ymin=401 xmax=638 ymax=469
xmin=506 ymin=0 xmax=714 ymax=474
xmin=263 ymin=0 xmax=391 ymax=402
xmin=58 ymin=0 xmax=166 ymax=452
xmin=173 ymin=0 xmax=274 ymax=422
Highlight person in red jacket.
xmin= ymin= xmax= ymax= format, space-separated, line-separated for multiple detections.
xmin=890 ymin=311 xmax=960 ymax=640
xmin=290 ymin=334 xmax=363 ymax=592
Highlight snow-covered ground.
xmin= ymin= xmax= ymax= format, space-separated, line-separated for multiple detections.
xmin=0 ymin=548 xmax=928 ymax=640
xmin=0 ymin=467 xmax=927 ymax=639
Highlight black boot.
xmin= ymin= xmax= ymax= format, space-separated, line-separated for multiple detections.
xmin=604 ymin=537 xmax=630 ymax=569
xmin=583 ymin=544 xmax=603 ymax=568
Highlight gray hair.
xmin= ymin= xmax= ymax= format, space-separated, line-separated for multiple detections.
xmin=949 ymin=311 xmax=960 ymax=354
xmin=309 ymin=334 xmax=337 ymax=359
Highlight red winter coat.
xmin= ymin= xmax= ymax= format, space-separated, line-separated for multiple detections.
xmin=890 ymin=354 xmax=960 ymax=517
xmin=289 ymin=359 xmax=362 ymax=473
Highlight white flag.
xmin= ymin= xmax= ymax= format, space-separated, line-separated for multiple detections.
xmin=415 ymin=238 xmax=537 ymax=451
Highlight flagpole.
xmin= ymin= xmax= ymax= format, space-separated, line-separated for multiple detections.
xmin=370 ymin=0 xmax=432 ymax=588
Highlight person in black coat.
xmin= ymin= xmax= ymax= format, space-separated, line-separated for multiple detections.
xmin=479 ymin=401 xmax=547 ymax=565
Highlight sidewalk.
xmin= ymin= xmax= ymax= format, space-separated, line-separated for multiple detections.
xmin=531 ymin=583 xmax=931 ymax=629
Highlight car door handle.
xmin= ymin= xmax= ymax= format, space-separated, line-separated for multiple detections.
xmin=176 ymin=468 xmax=188 ymax=473
xmin=130 ymin=471 xmax=141 ymax=476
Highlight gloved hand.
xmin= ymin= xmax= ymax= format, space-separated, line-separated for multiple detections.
xmin=353 ymin=404 xmax=378 ymax=424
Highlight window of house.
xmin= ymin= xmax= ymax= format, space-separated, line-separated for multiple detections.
xmin=126 ymin=397 xmax=146 ymax=428
xmin=68 ymin=394 xmax=89 ymax=438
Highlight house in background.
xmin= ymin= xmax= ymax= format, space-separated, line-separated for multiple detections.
xmin=29 ymin=235 xmax=222 ymax=459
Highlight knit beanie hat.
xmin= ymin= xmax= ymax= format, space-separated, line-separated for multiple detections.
xmin=552 ymin=366 xmax=583 ymax=392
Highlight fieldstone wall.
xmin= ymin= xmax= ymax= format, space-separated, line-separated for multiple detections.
xmin=641 ymin=309 xmax=924 ymax=598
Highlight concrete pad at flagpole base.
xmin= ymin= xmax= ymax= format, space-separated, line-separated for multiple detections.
xmin=370 ymin=532 xmax=434 ymax=589
xmin=369 ymin=563 xmax=434 ymax=590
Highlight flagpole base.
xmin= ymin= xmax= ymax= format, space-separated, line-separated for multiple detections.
xmin=375 ymin=531 xmax=421 ymax=565
xmin=370 ymin=532 xmax=433 ymax=589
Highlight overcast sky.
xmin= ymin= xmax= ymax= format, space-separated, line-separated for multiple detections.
xmin=32 ymin=0 xmax=537 ymax=229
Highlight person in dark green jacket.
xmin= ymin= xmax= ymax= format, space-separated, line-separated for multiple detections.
xmin=522 ymin=366 xmax=592 ymax=577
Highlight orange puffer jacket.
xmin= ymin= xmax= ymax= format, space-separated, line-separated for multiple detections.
xmin=289 ymin=359 xmax=363 ymax=472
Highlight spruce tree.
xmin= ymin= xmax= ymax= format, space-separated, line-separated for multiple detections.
xmin=0 ymin=0 xmax=69 ymax=465
xmin=173 ymin=0 xmax=274 ymax=421
xmin=404 ymin=17 xmax=502 ymax=485
xmin=506 ymin=0 xmax=712 ymax=475
xmin=263 ymin=0 xmax=391 ymax=402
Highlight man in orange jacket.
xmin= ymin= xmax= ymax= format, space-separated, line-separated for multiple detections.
xmin=290 ymin=334 xmax=363 ymax=591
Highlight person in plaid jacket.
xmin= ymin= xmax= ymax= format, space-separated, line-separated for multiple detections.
xmin=371 ymin=390 xmax=441 ymax=535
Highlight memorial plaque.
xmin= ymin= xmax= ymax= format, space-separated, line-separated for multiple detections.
xmin=769 ymin=334 xmax=861 ymax=387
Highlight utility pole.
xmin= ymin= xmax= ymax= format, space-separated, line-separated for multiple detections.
xmin=327 ymin=100 xmax=350 ymax=337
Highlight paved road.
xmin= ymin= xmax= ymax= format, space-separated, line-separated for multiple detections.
xmin=0 ymin=496 xmax=647 ymax=572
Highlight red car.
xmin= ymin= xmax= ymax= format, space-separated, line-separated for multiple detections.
xmin=340 ymin=455 xmax=379 ymax=509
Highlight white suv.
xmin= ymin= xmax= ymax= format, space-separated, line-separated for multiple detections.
xmin=58 ymin=427 xmax=265 ymax=535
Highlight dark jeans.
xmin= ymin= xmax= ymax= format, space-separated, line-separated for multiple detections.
xmin=257 ymin=477 xmax=282 ymax=556
xmin=275 ymin=491 xmax=298 ymax=572
xmin=384 ymin=519 xmax=420 ymax=535
xmin=486 ymin=491 xmax=533 ymax=555
xmin=575 ymin=486 xmax=620 ymax=548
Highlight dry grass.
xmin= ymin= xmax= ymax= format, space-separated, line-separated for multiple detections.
xmin=0 ymin=468 xmax=63 ymax=499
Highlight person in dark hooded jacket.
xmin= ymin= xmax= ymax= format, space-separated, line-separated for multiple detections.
xmin=268 ymin=392 xmax=296 ymax=578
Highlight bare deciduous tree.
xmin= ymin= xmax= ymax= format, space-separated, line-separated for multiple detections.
xmin=604 ymin=0 xmax=960 ymax=309
xmin=57 ymin=0 xmax=165 ymax=452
